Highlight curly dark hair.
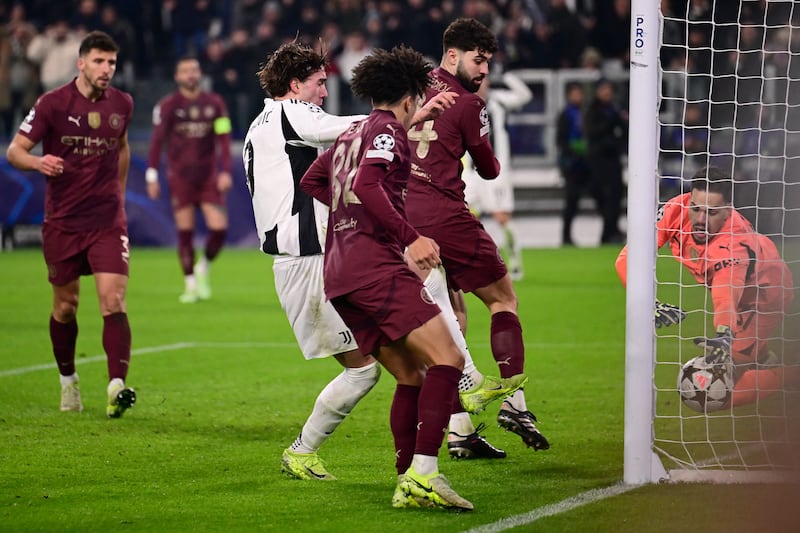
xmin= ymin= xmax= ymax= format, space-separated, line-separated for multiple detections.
xmin=350 ymin=46 xmax=432 ymax=106
xmin=257 ymin=42 xmax=327 ymax=97
xmin=79 ymin=31 xmax=119 ymax=56
xmin=442 ymin=17 xmax=498 ymax=55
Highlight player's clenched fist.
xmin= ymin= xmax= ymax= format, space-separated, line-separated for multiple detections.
xmin=39 ymin=154 xmax=65 ymax=177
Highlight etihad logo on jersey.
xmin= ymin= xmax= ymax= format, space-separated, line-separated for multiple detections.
xmin=176 ymin=121 xmax=212 ymax=138
xmin=60 ymin=135 xmax=119 ymax=156
xmin=333 ymin=217 xmax=358 ymax=232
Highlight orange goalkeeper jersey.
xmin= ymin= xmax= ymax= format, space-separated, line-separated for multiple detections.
xmin=616 ymin=192 xmax=794 ymax=336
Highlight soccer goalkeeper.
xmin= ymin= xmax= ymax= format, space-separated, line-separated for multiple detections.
xmin=615 ymin=166 xmax=796 ymax=408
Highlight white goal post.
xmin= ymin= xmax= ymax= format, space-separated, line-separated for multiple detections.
xmin=625 ymin=0 xmax=800 ymax=484
xmin=624 ymin=0 xmax=661 ymax=485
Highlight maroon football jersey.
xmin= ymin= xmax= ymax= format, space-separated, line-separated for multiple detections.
xmin=147 ymin=91 xmax=231 ymax=182
xmin=18 ymin=80 xmax=133 ymax=232
xmin=406 ymin=67 xmax=492 ymax=225
xmin=304 ymin=109 xmax=418 ymax=299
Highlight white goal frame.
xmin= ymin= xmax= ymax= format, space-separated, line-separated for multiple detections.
xmin=624 ymin=0 xmax=663 ymax=485
xmin=625 ymin=0 xmax=800 ymax=485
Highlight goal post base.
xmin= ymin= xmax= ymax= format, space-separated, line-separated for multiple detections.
xmin=665 ymin=469 xmax=800 ymax=485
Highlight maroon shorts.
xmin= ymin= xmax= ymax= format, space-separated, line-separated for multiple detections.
xmin=416 ymin=209 xmax=507 ymax=293
xmin=169 ymin=176 xmax=224 ymax=210
xmin=330 ymin=268 xmax=441 ymax=356
xmin=42 ymin=223 xmax=130 ymax=285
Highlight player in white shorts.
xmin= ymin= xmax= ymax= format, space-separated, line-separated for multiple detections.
xmin=273 ymin=254 xmax=355 ymax=360
xmin=245 ymin=43 xmax=525 ymax=481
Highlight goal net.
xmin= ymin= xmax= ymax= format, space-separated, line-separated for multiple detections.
xmin=625 ymin=0 xmax=800 ymax=484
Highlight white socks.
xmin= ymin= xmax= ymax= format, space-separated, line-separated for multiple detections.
xmin=410 ymin=454 xmax=438 ymax=476
xmin=107 ymin=377 xmax=125 ymax=396
xmin=447 ymin=412 xmax=475 ymax=441
xmin=290 ymin=361 xmax=381 ymax=454
xmin=422 ymin=267 xmax=484 ymax=392
xmin=503 ymin=389 xmax=528 ymax=413
xmin=60 ymin=373 xmax=78 ymax=387
xmin=195 ymin=257 xmax=209 ymax=275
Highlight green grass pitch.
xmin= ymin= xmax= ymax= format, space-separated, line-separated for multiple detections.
xmin=1 ymin=246 xmax=797 ymax=532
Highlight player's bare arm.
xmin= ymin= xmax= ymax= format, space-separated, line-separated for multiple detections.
xmin=217 ymin=171 xmax=233 ymax=193
xmin=6 ymin=134 xmax=64 ymax=177
xmin=411 ymin=91 xmax=458 ymax=126
xmin=146 ymin=180 xmax=160 ymax=200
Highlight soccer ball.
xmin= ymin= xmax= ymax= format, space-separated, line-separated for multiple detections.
xmin=677 ymin=356 xmax=733 ymax=413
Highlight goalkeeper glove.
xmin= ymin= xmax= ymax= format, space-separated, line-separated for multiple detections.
xmin=694 ymin=325 xmax=733 ymax=364
xmin=654 ymin=300 xmax=686 ymax=328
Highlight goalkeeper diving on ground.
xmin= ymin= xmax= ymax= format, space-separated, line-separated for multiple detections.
xmin=615 ymin=166 xmax=798 ymax=409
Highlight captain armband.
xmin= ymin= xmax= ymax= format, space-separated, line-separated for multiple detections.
xmin=213 ymin=116 xmax=232 ymax=135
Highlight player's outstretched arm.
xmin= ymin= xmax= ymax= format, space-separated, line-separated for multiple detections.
xmin=492 ymin=72 xmax=533 ymax=111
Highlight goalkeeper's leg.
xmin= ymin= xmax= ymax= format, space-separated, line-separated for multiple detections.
xmin=731 ymin=358 xmax=800 ymax=408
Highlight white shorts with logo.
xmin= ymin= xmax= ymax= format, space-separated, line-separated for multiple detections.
xmin=462 ymin=156 xmax=514 ymax=215
xmin=273 ymin=254 xmax=357 ymax=360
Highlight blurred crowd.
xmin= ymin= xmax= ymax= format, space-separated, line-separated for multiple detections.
xmin=2 ymin=0 xmax=799 ymax=165
xmin=0 ymin=0 xmax=637 ymax=138
xmin=658 ymin=0 xmax=800 ymax=216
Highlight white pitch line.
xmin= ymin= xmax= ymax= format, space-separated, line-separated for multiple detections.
xmin=0 ymin=341 xmax=295 ymax=378
xmin=460 ymin=483 xmax=635 ymax=533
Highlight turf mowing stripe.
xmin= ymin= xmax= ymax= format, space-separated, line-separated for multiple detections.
xmin=460 ymin=483 xmax=635 ymax=533
xmin=0 ymin=341 xmax=296 ymax=377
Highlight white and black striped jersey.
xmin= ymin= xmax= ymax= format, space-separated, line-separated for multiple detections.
xmin=243 ymin=98 xmax=363 ymax=257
